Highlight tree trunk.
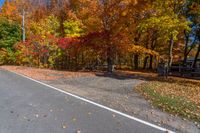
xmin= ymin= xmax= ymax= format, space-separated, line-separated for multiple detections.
xmin=168 ymin=36 xmax=174 ymax=68
xmin=183 ymin=30 xmax=189 ymax=65
xmin=38 ymin=55 xmax=40 ymax=68
xmin=149 ymin=55 xmax=153 ymax=69
xmin=143 ymin=56 xmax=149 ymax=69
xmin=107 ymin=57 xmax=113 ymax=72
xmin=149 ymin=34 xmax=156 ymax=69
xmin=131 ymin=54 xmax=134 ymax=70
xmin=118 ymin=56 xmax=121 ymax=69
xmin=68 ymin=55 xmax=71 ymax=70
xmin=107 ymin=46 xmax=113 ymax=73
xmin=81 ymin=51 xmax=84 ymax=65
xmin=193 ymin=43 xmax=200 ymax=68
xmin=134 ymin=54 xmax=139 ymax=70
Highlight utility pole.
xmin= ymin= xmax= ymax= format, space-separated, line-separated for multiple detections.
xmin=22 ymin=9 xmax=25 ymax=42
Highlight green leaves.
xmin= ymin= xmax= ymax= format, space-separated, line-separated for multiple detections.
xmin=0 ymin=18 xmax=21 ymax=49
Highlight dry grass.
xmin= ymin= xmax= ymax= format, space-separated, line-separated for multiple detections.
xmin=136 ymin=78 xmax=200 ymax=123
xmin=114 ymin=70 xmax=200 ymax=123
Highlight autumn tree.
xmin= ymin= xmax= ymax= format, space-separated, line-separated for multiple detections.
xmin=182 ymin=0 xmax=200 ymax=68
xmin=0 ymin=0 xmax=19 ymax=21
xmin=30 ymin=14 xmax=60 ymax=37
xmin=70 ymin=0 xmax=141 ymax=72
xmin=138 ymin=0 xmax=191 ymax=68
xmin=0 ymin=0 xmax=198 ymax=73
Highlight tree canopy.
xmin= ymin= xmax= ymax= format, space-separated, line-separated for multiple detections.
xmin=0 ymin=18 xmax=21 ymax=49
xmin=0 ymin=0 xmax=199 ymax=71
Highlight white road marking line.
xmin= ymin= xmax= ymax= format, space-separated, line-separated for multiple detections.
xmin=7 ymin=70 xmax=175 ymax=133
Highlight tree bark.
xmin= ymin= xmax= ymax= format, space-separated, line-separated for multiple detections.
xmin=183 ymin=32 xmax=198 ymax=66
xmin=134 ymin=54 xmax=139 ymax=70
xmin=143 ymin=56 xmax=149 ymax=69
xmin=149 ymin=55 xmax=153 ymax=69
xmin=193 ymin=43 xmax=200 ymax=68
xmin=183 ymin=30 xmax=189 ymax=65
xmin=107 ymin=46 xmax=113 ymax=73
xmin=149 ymin=33 xmax=157 ymax=69
xmin=168 ymin=36 xmax=174 ymax=68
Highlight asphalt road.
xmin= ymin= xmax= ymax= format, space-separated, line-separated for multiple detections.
xmin=0 ymin=69 xmax=171 ymax=133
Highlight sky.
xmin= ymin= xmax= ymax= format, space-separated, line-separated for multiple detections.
xmin=0 ymin=0 xmax=4 ymax=7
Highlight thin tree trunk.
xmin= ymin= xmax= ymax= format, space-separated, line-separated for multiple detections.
xmin=143 ymin=56 xmax=149 ymax=69
xmin=149 ymin=34 xmax=157 ymax=69
xmin=106 ymin=30 xmax=114 ymax=73
xmin=107 ymin=46 xmax=113 ymax=73
xmin=119 ymin=56 xmax=122 ymax=69
xmin=183 ymin=30 xmax=189 ymax=65
xmin=68 ymin=55 xmax=71 ymax=70
xmin=149 ymin=55 xmax=153 ymax=69
xmin=168 ymin=36 xmax=174 ymax=68
xmin=193 ymin=43 xmax=200 ymax=68
xmin=134 ymin=54 xmax=139 ymax=70
xmin=37 ymin=56 xmax=39 ymax=68
xmin=75 ymin=55 xmax=78 ymax=70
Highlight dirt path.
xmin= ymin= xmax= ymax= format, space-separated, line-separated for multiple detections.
xmin=1 ymin=66 xmax=199 ymax=133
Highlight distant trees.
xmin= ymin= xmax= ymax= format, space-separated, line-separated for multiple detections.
xmin=0 ymin=0 xmax=199 ymax=72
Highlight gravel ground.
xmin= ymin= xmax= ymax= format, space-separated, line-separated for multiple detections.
xmin=1 ymin=66 xmax=200 ymax=133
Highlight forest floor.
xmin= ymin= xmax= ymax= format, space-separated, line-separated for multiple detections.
xmin=1 ymin=65 xmax=200 ymax=133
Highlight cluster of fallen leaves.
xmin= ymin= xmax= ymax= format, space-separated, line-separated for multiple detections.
xmin=0 ymin=66 xmax=95 ymax=81
xmin=150 ymin=80 xmax=200 ymax=107
xmin=136 ymin=77 xmax=200 ymax=123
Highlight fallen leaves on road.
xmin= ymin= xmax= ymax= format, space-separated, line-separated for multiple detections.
xmin=35 ymin=114 xmax=39 ymax=118
xmin=88 ymin=112 xmax=92 ymax=116
xmin=72 ymin=117 xmax=77 ymax=122
xmin=61 ymin=123 xmax=67 ymax=129
xmin=0 ymin=66 xmax=95 ymax=81
xmin=76 ymin=130 xmax=81 ymax=133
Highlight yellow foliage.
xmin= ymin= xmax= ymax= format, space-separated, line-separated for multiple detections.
xmin=128 ymin=44 xmax=159 ymax=56
xmin=0 ymin=0 xmax=21 ymax=22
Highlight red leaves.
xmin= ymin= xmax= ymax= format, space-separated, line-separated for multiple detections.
xmin=81 ymin=31 xmax=109 ymax=46
xmin=80 ymin=31 xmax=110 ymax=55
xmin=15 ymin=35 xmax=58 ymax=58
xmin=57 ymin=37 xmax=80 ymax=50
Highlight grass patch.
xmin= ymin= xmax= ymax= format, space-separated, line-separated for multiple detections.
xmin=137 ymin=81 xmax=200 ymax=123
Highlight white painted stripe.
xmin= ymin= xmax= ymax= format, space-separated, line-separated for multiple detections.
xmin=7 ymin=70 xmax=175 ymax=133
